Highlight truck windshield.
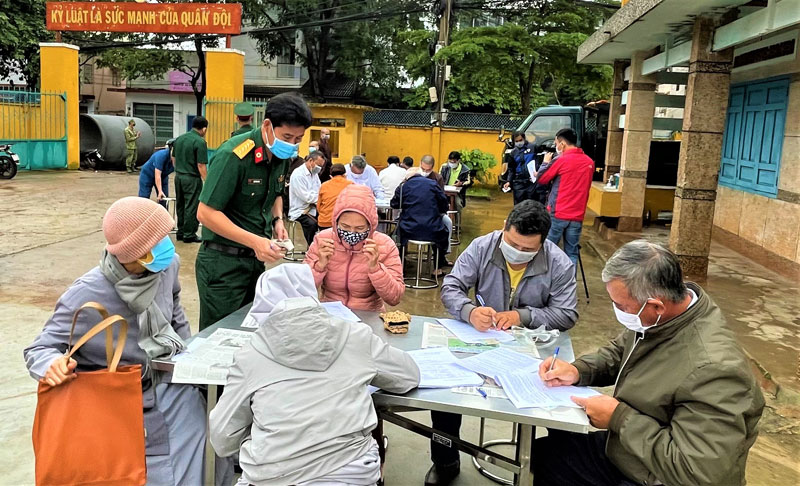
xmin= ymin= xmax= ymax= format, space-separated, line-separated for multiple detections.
xmin=525 ymin=115 xmax=572 ymax=143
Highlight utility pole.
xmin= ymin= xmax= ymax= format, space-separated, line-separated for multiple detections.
xmin=434 ymin=0 xmax=452 ymax=125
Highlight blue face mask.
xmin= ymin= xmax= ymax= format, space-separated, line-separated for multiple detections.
xmin=267 ymin=124 xmax=299 ymax=159
xmin=137 ymin=236 xmax=175 ymax=273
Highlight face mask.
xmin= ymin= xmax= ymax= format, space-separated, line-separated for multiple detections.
xmin=266 ymin=124 xmax=299 ymax=159
xmin=420 ymin=170 xmax=431 ymax=177
xmin=448 ymin=161 xmax=458 ymax=169
xmin=308 ymin=146 xmax=317 ymax=153
xmin=612 ymin=300 xmax=662 ymax=333
xmin=337 ymin=227 xmax=370 ymax=246
xmin=321 ymin=134 xmax=330 ymax=140
xmin=311 ymin=164 xmax=322 ymax=175
xmin=499 ymin=237 xmax=538 ymax=265
xmin=555 ymin=142 xmax=564 ymax=155
xmin=137 ymin=236 xmax=175 ymax=273
xmin=515 ymin=141 xmax=525 ymax=148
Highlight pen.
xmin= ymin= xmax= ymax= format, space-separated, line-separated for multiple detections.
xmin=475 ymin=294 xmax=497 ymax=329
xmin=548 ymin=347 xmax=560 ymax=372
xmin=477 ymin=387 xmax=488 ymax=399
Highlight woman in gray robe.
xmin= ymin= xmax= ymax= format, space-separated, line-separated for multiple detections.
xmin=24 ymin=197 xmax=206 ymax=486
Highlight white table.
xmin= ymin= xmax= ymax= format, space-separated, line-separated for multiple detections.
xmin=153 ymin=305 xmax=588 ymax=485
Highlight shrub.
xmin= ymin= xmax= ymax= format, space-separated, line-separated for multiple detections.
xmin=458 ymin=148 xmax=498 ymax=183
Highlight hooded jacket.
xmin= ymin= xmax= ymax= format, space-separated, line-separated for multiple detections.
xmin=304 ymin=184 xmax=404 ymax=311
xmin=390 ymin=174 xmax=449 ymax=247
xmin=208 ymin=297 xmax=419 ymax=486
xmin=575 ymin=284 xmax=764 ymax=486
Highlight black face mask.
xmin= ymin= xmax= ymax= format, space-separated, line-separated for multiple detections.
xmin=337 ymin=227 xmax=369 ymax=246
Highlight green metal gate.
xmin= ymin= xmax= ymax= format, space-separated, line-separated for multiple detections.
xmin=0 ymin=89 xmax=68 ymax=170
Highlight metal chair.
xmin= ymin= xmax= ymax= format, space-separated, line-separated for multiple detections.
xmin=161 ymin=197 xmax=177 ymax=233
xmin=446 ymin=210 xmax=461 ymax=245
xmin=471 ymin=418 xmax=517 ymax=485
xmin=402 ymin=240 xmax=439 ymax=289
xmin=283 ymin=220 xmax=306 ymax=262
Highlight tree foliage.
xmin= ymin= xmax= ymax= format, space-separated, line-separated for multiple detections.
xmin=0 ymin=0 xmax=51 ymax=88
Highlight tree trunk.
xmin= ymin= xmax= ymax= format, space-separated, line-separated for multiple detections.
xmin=193 ymin=39 xmax=206 ymax=116
xmin=520 ymin=58 xmax=536 ymax=115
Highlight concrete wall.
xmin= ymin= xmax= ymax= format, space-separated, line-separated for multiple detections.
xmin=713 ymin=73 xmax=800 ymax=267
xmin=361 ymin=125 xmax=509 ymax=180
xmin=80 ymin=64 xmax=126 ymax=115
xmin=124 ymin=91 xmax=199 ymax=141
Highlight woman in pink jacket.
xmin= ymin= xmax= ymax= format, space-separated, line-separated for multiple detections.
xmin=305 ymin=183 xmax=404 ymax=311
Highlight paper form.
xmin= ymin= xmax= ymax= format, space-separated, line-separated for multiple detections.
xmin=438 ymin=318 xmax=515 ymax=344
xmin=171 ymin=329 xmax=254 ymax=385
xmin=526 ymin=160 xmax=537 ymax=183
xmin=321 ymin=301 xmax=361 ymax=322
xmin=495 ymin=370 xmax=601 ymax=409
xmin=407 ymin=347 xmax=485 ymax=388
xmin=454 ymin=347 xmax=540 ymax=379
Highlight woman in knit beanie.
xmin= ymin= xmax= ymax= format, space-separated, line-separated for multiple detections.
xmin=24 ymin=197 xmax=207 ymax=485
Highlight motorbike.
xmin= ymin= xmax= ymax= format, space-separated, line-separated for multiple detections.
xmin=80 ymin=148 xmax=104 ymax=170
xmin=0 ymin=144 xmax=20 ymax=179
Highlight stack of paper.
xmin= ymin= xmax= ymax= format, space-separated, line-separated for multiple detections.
xmin=438 ymin=318 xmax=515 ymax=343
xmin=321 ymin=301 xmax=361 ymax=322
xmin=172 ymin=328 xmax=255 ymax=385
xmin=407 ymin=347 xmax=484 ymax=388
xmin=455 ymin=347 xmax=540 ymax=378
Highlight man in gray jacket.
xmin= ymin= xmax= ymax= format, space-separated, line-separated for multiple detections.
xmin=209 ymin=264 xmax=420 ymax=486
xmin=427 ymin=200 xmax=578 ymax=485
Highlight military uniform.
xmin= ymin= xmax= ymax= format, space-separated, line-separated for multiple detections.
xmin=173 ymin=130 xmax=208 ymax=241
xmin=230 ymin=102 xmax=255 ymax=137
xmin=195 ymin=128 xmax=289 ymax=330
xmin=124 ymin=122 xmax=138 ymax=172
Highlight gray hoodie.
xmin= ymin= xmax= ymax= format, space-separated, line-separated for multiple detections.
xmin=209 ymin=298 xmax=420 ymax=486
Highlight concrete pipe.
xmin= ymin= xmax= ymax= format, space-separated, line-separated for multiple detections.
xmin=79 ymin=115 xmax=155 ymax=169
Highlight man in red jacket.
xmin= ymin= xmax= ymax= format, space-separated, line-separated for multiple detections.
xmin=536 ymin=128 xmax=594 ymax=264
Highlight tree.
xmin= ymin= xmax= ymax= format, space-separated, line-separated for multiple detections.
xmin=239 ymin=0 xmax=426 ymax=101
xmin=0 ymin=0 xmax=51 ymax=88
xmin=400 ymin=0 xmax=616 ymax=114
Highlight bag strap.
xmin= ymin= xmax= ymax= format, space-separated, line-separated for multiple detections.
xmin=67 ymin=302 xmax=129 ymax=373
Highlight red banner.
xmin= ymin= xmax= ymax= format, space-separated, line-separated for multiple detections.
xmin=46 ymin=2 xmax=242 ymax=35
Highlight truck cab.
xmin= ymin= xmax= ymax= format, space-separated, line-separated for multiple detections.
xmin=513 ymin=103 xmax=609 ymax=181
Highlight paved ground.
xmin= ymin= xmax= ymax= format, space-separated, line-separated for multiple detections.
xmin=0 ymin=170 xmax=798 ymax=485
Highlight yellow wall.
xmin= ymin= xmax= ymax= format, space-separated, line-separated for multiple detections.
xmin=299 ymin=104 xmax=369 ymax=164
xmin=40 ymin=43 xmax=79 ymax=169
xmin=361 ymin=125 xmax=510 ymax=180
xmin=204 ymin=49 xmax=244 ymax=149
xmin=0 ymin=103 xmax=66 ymax=140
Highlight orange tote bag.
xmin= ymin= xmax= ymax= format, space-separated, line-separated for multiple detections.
xmin=32 ymin=302 xmax=146 ymax=486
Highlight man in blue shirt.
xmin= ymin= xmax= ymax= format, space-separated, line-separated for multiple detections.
xmin=138 ymin=139 xmax=175 ymax=208
xmin=503 ymin=131 xmax=537 ymax=205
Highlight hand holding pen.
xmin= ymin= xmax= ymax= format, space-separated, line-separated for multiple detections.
xmin=469 ymin=294 xmax=497 ymax=331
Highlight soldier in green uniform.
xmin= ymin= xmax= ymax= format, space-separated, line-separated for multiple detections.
xmin=195 ymin=93 xmax=312 ymax=330
xmin=173 ymin=116 xmax=209 ymax=244
xmin=124 ymin=119 xmax=140 ymax=173
xmin=231 ymin=101 xmax=255 ymax=137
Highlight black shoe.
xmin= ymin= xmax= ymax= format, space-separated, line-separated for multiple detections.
xmin=424 ymin=462 xmax=460 ymax=486
xmin=176 ymin=235 xmax=183 ymax=242
xmin=182 ymin=235 xmax=202 ymax=243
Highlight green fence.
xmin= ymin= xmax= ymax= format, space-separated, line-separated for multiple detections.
xmin=203 ymin=97 xmax=268 ymax=160
xmin=0 ymin=89 xmax=68 ymax=170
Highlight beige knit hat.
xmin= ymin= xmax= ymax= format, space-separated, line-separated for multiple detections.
xmin=103 ymin=197 xmax=175 ymax=263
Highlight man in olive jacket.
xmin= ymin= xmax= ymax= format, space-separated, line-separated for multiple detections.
xmin=537 ymin=240 xmax=764 ymax=486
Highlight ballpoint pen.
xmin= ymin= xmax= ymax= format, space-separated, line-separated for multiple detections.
xmin=475 ymin=294 xmax=497 ymax=329
xmin=477 ymin=387 xmax=488 ymax=399
xmin=548 ymin=347 xmax=560 ymax=372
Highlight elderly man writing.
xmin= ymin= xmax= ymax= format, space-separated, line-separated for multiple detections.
xmin=346 ymin=155 xmax=384 ymax=200
xmin=536 ymin=240 xmax=765 ymax=486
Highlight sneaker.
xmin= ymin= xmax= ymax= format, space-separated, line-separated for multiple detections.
xmin=182 ymin=235 xmax=202 ymax=244
xmin=424 ymin=462 xmax=460 ymax=486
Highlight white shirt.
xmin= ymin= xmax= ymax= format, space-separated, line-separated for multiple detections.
xmin=345 ymin=164 xmax=384 ymax=200
xmin=379 ymin=164 xmax=408 ymax=199
xmin=289 ymin=163 xmax=320 ymax=221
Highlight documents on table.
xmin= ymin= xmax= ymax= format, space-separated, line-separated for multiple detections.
xmin=171 ymin=328 xmax=254 ymax=385
xmin=455 ymin=347 xmax=540 ymax=378
xmin=496 ymin=370 xmax=601 ymax=409
xmin=438 ymin=318 xmax=515 ymax=344
xmin=452 ymin=385 xmax=508 ymax=399
xmin=321 ymin=301 xmax=361 ymax=322
xmin=407 ymin=347 xmax=484 ymax=388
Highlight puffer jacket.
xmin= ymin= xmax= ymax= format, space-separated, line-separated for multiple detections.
xmin=574 ymin=283 xmax=765 ymax=486
xmin=304 ymin=184 xmax=404 ymax=311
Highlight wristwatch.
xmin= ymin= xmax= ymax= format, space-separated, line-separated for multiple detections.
xmin=271 ymin=216 xmax=283 ymax=227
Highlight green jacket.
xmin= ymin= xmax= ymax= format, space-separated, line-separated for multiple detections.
xmin=124 ymin=126 xmax=138 ymax=150
xmin=574 ymin=283 xmax=764 ymax=486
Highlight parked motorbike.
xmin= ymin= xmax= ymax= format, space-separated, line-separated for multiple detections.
xmin=0 ymin=144 xmax=20 ymax=179
xmin=80 ymin=148 xmax=104 ymax=170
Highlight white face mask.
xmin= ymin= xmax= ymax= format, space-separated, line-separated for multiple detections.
xmin=311 ymin=164 xmax=322 ymax=175
xmin=448 ymin=161 xmax=458 ymax=169
xmin=613 ymin=300 xmax=662 ymax=333
xmin=515 ymin=141 xmax=525 ymax=148
xmin=499 ymin=237 xmax=538 ymax=265
xmin=309 ymin=146 xmax=317 ymax=153
xmin=420 ymin=170 xmax=431 ymax=177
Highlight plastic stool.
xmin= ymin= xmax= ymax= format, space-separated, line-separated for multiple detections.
xmin=471 ymin=418 xmax=517 ymax=485
xmin=402 ymin=240 xmax=439 ymax=289
xmin=283 ymin=220 xmax=307 ymax=262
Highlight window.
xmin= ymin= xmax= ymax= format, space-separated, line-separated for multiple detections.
xmin=276 ymin=45 xmax=296 ymax=78
xmin=719 ymin=77 xmax=790 ymax=197
xmin=525 ymin=115 xmax=572 ymax=144
xmin=82 ymin=63 xmax=94 ymax=84
xmin=111 ymin=69 xmax=122 ymax=87
xmin=310 ymin=129 xmax=340 ymax=159
xmin=311 ymin=118 xmax=346 ymax=127
xmin=133 ymin=103 xmax=174 ymax=146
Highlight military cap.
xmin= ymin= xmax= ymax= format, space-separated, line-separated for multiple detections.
xmin=234 ymin=102 xmax=255 ymax=117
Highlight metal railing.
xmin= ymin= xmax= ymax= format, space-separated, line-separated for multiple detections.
xmin=0 ymin=89 xmax=68 ymax=169
xmin=203 ymin=97 xmax=269 ymax=150
xmin=364 ymin=109 xmax=525 ymax=131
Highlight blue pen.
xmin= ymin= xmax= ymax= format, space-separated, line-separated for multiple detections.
xmin=477 ymin=387 xmax=488 ymax=399
xmin=548 ymin=347 xmax=561 ymax=372
xmin=475 ymin=294 xmax=497 ymax=329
